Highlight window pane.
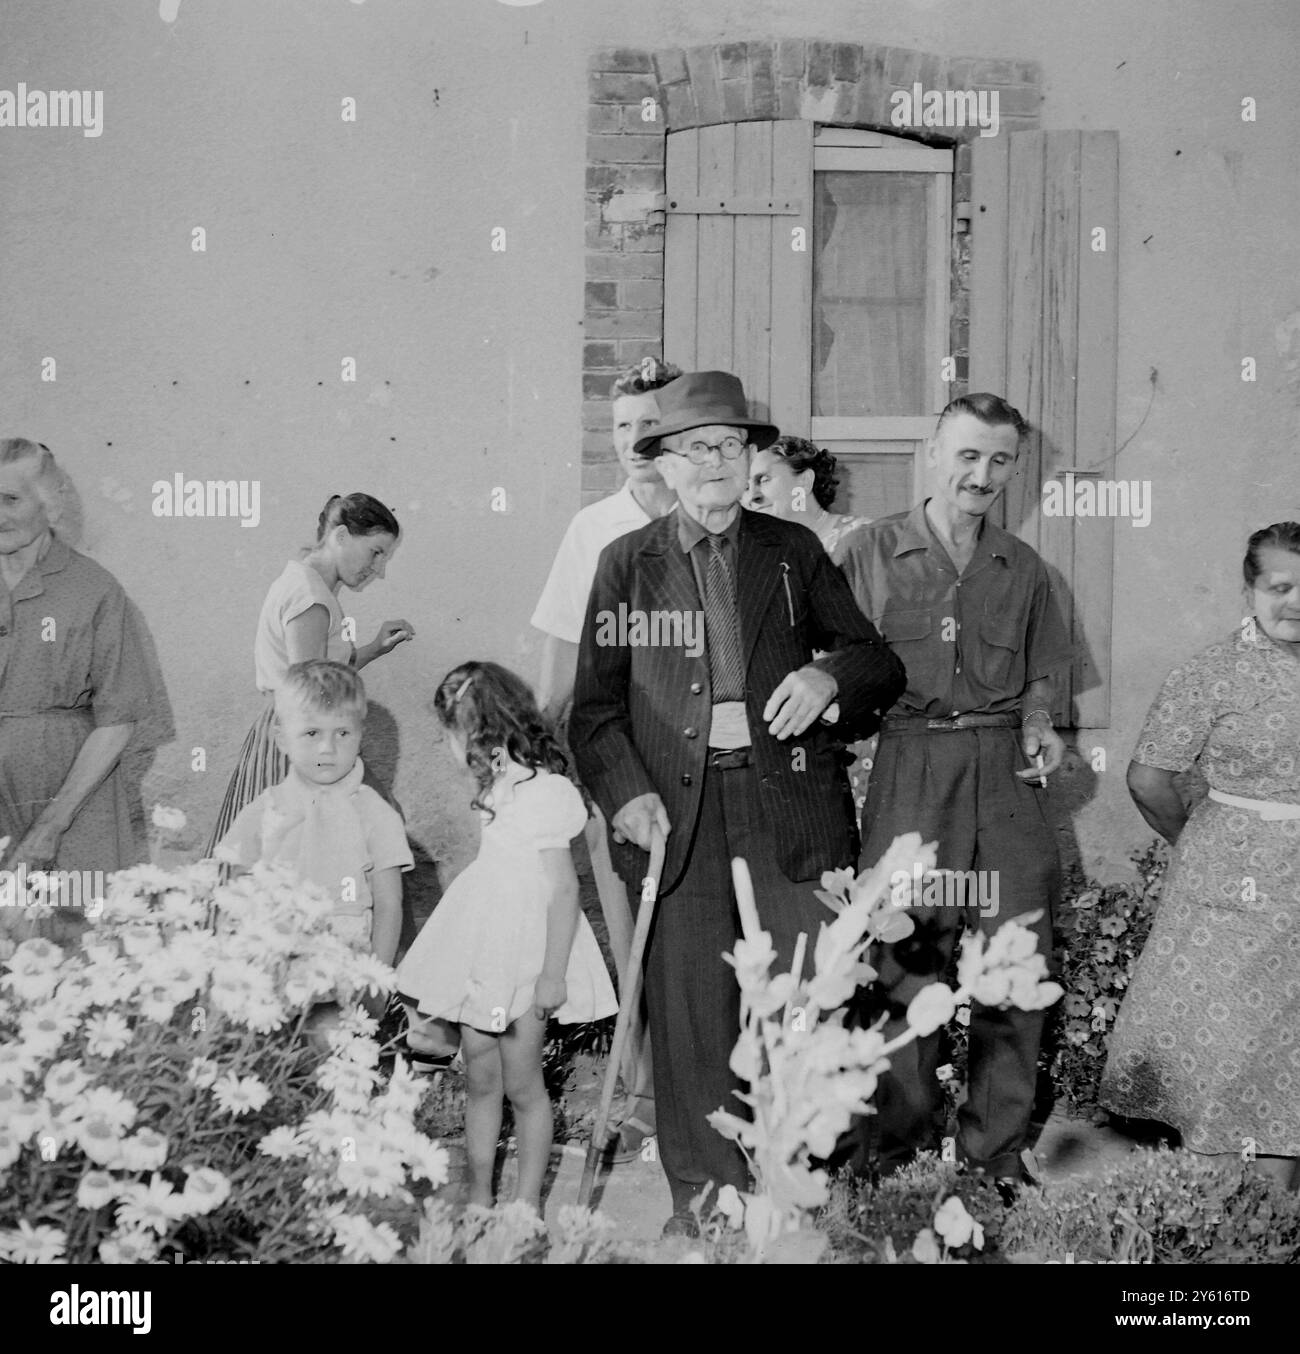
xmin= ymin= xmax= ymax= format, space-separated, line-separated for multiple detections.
xmin=820 ymin=444 xmax=916 ymax=520
xmin=813 ymin=172 xmax=930 ymax=417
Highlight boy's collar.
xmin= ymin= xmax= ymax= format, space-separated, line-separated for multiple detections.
xmin=285 ymin=759 xmax=365 ymax=796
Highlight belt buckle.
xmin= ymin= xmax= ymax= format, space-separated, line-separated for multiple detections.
xmin=708 ymin=747 xmax=750 ymax=770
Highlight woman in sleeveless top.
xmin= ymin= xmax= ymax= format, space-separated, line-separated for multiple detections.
xmin=204 ymin=493 xmax=414 ymax=854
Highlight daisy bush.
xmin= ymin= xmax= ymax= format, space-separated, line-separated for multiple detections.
xmin=0 ymin=860 xmax=448 ymax=1264
xmin=709 ymin=834 xmax=1064 ymax=1261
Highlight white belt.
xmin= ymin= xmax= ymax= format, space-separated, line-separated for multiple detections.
xmin=1207 ymin=788 xmax=1300 ymax=820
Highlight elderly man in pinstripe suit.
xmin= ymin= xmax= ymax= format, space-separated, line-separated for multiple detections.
xmin=571 ymin=371 xmax=904 ymax=1236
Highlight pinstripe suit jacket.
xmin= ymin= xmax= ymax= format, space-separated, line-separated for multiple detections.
xmin=570 ymin=507 xmax=906 ymax=896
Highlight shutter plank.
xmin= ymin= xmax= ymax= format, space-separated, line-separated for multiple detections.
xmin=695 ymin=124 xmax=737 ymax=371
xmin=732 ymin=121 xmax=775 ymax=416
xmin=1071 ymin=131 xmax=1119 ymax=727
xmin=664 ymin=129 xmax=701 ymax=370
xmin=1004 ymin=132 xmax=1046 ymax=549
xmin=968 ymin=135 xmax=1010 ymax=529
xmin=768 ymin=119 xmax=814 ymax=435
xmin=968 ymin=134 xmax=1010 ymax=398
xmin=1039 ymin=132 xmax=1083 ymax=722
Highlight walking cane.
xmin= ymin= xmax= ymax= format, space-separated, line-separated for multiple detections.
xmin=577 ymin=823 xmax=666 ymax=1208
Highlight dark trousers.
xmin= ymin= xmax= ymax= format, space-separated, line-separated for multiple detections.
xmin=857 ymin=726 xmax=1059 ymax=1178
xmin=642 ymin=757 xmax=827 ymax=1213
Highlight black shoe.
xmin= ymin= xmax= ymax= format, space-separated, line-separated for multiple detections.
xmin=661 ymin=1211 xmax=701 ymax=1240
xmin=994 ymin=1176 xmax=1021 ymax=1207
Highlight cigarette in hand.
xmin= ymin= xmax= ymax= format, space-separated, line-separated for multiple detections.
xmin=1034 ymin=752 xmax=1047 ymax=788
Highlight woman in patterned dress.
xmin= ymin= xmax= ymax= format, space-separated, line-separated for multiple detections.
xmin=203 ymin=493 xmax=414 ymax=854
xmin=1101 ymin=522 xmax=1300 ymax=1188
xmin=743 ymin=435 xmax=871 ymax=562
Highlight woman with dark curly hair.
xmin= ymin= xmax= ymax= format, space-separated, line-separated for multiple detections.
xmin=744 ymin=434 xmax=871 ymax=560
xmin=396 ymin=660 xmax=615 ymax=1209
xmin=1101 ymin=522 xmax=1300 ymax=1189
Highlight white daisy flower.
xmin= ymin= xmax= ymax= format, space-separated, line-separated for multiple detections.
xmin=76 ymin=1169 xmax=119 ymax=1210
xmin=118 ymin=1127 xmax=169 ymax=1172
xmin=18 ymin=1009 xmax=76 ymax=1059
xmin=5 ymin=937 xmax=63 ymax=974
xmin=0 ymin=1127 xmax=22 ymax=1170
xmin=211 ymin=1073 xmax=270 ymax=1117
xmin=80 ymin=1086 xmax=138 ymax=1132
xmin=330 ymin=1212 xmax=403 ymax=1264
xmin=115 ymin=1173 xmax=191 ymax=1234
xmin=181 ymin=1166 xmax=231 ymax=1215
xmin=257 ymin=1125 xmax=307 ymax=1160
xmin=6 ymin=1096 xmax=53 ymax=1143
xmin=75 ymin=1115 xmax=126 ymax=1168
xmin=186 ymin=1057 xmax=220 ymax=1090
xmin=0 ymin=1220 xmax=66 ymax=1263
xmin=98 ymin=1227 xmax=161 ymax=1264
xmin=83 ymin=1012 xmax=133 ymax=1059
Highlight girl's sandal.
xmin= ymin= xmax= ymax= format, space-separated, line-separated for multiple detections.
xmin=403 ymin=1043 xmax=461 ymax=1076
xmin=607 ymin=1114 xmax=656 ymax=1165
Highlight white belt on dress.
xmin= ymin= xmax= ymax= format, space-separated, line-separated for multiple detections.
xmin=1207 ymin=788 xmax=1300 ymax=820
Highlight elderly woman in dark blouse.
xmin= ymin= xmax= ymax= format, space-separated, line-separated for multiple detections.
xmin=0 ymin=439 xmax=154 ymax=904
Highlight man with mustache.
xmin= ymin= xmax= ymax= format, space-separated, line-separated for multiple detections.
xmin=838 ymin=393 xmax=1072 ymax=1199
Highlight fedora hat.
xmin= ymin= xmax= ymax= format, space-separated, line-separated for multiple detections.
xmin=632 ymin=370 xmax=779 ymax=457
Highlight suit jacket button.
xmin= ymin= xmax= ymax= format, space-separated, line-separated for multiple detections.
xmin=690 ymin=682 xmax=703 ymax=695
xmin=680 ymin=773 xmax=693 ymax=786
xmin=683 ymin=727 xmax=698 ymax=739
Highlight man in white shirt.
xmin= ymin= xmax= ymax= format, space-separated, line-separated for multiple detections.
xmin=532 ymin=356 xmax=681 ymax=1160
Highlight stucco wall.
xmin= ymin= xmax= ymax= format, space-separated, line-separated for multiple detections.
xmin=2 ymin=0 xmax=1296 ymax=887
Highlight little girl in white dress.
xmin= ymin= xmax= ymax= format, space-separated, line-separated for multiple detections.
xmin=397 ymin=661 xmax=616 ymax=1209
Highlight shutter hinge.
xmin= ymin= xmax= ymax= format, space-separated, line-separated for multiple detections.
xmin=665 ymin=196 xmax=803 ymax=216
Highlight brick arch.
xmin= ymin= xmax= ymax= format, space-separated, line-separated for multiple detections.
xmin=581 ymin=41 xmax=1043 ymax=504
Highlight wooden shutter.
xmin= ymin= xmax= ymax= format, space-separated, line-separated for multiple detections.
xmin=969 ymin=130 xmax=1119 ymax=728
xmin=664 ymin=120 xmax=813 ymax=430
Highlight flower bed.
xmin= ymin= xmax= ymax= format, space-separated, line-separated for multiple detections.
xmin=0 ymin=861 xmax=449 ymax=1263
xmin=939 ymin=840 xmax=1167 ymax=1126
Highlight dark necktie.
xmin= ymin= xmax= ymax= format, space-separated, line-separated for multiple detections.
xmin=704 ymin=534 xmax=745 ymax=701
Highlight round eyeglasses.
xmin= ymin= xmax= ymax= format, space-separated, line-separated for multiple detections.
xmin=663 ymin=436 xmax=750 ymax=465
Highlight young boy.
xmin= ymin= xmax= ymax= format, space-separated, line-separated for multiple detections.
xmin=214 ymin=660 xmax=412 ymax=968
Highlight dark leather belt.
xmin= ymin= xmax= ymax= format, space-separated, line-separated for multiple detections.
xmin=882 ymin=711 xmax=1021 ymax=733
xmin=707 ymin=746 xmax=752 ymax=770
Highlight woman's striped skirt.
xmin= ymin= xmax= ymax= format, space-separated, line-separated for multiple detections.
xmin=203 ymin=699 xmax=289 ymax=856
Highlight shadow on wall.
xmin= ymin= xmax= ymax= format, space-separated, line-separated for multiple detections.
xmin=120 ymin=594 xmax=177 ymax=863
xmin=361 ymin=700 xmax=443 ymax=956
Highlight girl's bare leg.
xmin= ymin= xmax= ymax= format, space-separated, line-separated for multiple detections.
xmin=501 ymin=1009 xmax=551 ymax=1210
xmin=402 ymin=1001 xmax=460 ymax=1057
xmin=461 ymin=1025 xmax=504 ymax=1207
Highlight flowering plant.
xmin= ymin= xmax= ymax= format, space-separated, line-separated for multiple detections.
xmin=0 ymin=859 xmax=448 ymax=1264
xmin=709 ymin=834 xmax=1063 ymax=1261
xmin=406 ymin=1198 xmax=616 ymax=1266
xmin=1048 ymin=842 xmax=1165 ymax=1114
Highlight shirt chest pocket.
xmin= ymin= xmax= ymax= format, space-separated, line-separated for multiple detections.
xmin=877 ymin=607 xmax=944 ymax=692
xmin=979 ymin=615 xmax=1024 ymax=693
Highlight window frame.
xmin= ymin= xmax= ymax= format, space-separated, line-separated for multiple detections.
xmin=809 ymin=127 xmax=953 ymax=499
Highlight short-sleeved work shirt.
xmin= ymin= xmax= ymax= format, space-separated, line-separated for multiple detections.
xmin=531 ymin=482 xmax=655 ymax=645
xmin=838 ymin=501 xmax=1073 ymax=718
